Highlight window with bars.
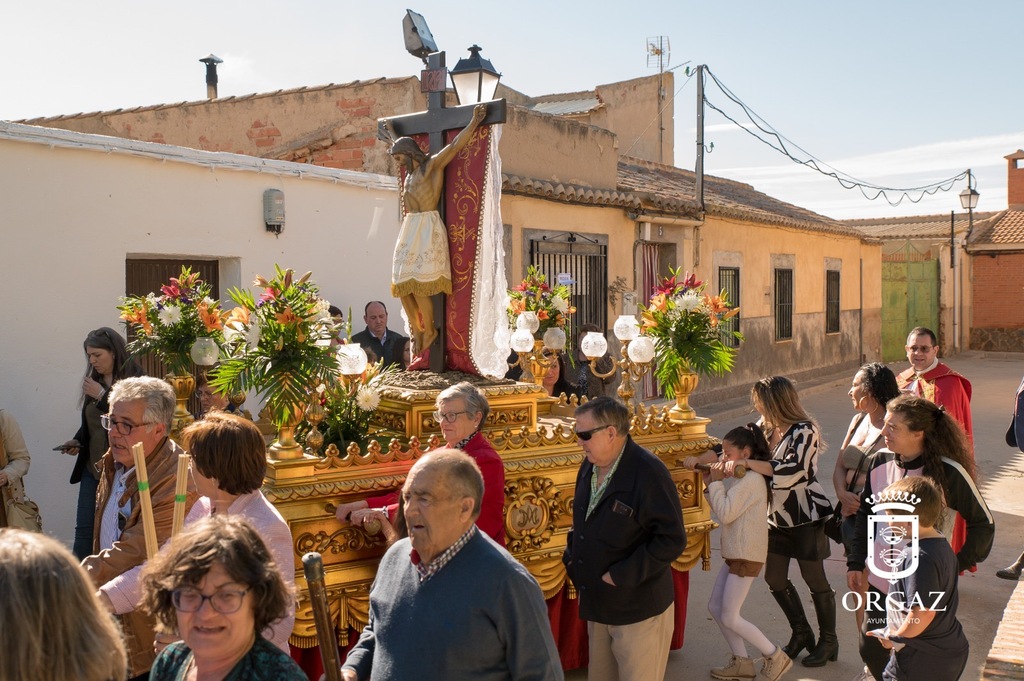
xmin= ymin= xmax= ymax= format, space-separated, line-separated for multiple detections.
xmin=718 ymin=267 xmax=740 ymax=347
xmin=774 ymin=268 xmax=793 ymax=341
xmin=826 ymin=269 xmax=841 ymax=334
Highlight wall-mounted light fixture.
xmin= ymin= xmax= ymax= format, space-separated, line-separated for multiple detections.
xmin=263 ymin=188 xmax=285 ymax=235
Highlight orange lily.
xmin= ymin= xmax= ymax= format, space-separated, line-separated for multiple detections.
xmin=650 ymin=293 xmax=668 ymax=313
xmin=198 ymin=303 xmax=224 ymax=332
xmin=276 ymin=307 xmax=300 ymax=325
xmin=226 ymin=306 xmax=251 ymax=328
xmin=537 ymin=309 xmax=549 ymax=321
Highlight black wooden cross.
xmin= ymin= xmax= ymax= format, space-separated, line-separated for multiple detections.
xmin=378 ymin=51 xmax=507 ymax=373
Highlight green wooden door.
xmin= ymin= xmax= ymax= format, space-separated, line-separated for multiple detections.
xmin=881 ymin=255 xmax=938 ymax=362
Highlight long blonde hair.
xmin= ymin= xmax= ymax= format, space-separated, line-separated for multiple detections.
xmin=0 ymin=529 xmax=127 ymax=681
xmin=751 ymin=375 xmax=813 ymax=431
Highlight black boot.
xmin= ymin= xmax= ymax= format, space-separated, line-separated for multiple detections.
xmin=770 ymin=581 xmax=816 ymax=660
xmin=803 ymin=589 xmax=839 ymax=667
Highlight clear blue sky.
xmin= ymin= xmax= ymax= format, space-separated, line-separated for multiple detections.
xmin=4 ymin=0 xmax=1021 ymax=219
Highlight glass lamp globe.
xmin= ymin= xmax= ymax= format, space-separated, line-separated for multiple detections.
xmin=627 ymin=336 xmax=656 ymax=364
xmin=510 ymin=328 xmax=535 ymax=353
xmin=613 ymin=315 xmax=640 ymax=341
xmin=580 ymin=332 xmax=608 ymax=360
xmin=190 ymin=337 xmax=220 ymax=366
xmin=542 ymin=327 xmax=566 ymax=351
xmin=516 ymin=311 xmax=540 ymax=334
xmin=337 ymin=344 xmax=368 ymax=377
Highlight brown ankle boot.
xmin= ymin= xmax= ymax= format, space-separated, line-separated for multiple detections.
xmin=756 ymin=646 xmax=793 ymax=681
xmin=711 ymin=654 xmax=756 ymax=680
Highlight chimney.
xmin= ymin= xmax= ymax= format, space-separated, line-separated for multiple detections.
xmin=199 ymin=54 xmax=223 ymax=100
xmin=1006 ymin=149 xmax=1024 ymax=209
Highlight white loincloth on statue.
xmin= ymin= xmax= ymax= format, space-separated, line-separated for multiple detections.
xmin=391 ymin=210 xmax=452 ymax=298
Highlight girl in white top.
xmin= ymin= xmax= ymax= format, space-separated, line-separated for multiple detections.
xmin=704 ymin=424 xmax=792 ymax=681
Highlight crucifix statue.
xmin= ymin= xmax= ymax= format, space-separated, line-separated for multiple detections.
xmin=379 ymin=51 xmax=508 ymax=377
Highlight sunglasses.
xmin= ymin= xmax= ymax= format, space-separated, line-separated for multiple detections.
xmin=575 ymin=424 xmax=610 ymax=441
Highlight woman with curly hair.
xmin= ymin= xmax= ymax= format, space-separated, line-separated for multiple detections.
xmin=847 ymin=393 xmax=994 ymax=680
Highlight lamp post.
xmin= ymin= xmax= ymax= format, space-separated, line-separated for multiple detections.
xmin=580 ymin=315 xmax=656 ymax=408
xmin=450 ymin=45 xmax=502 ymax=105
xmin=953 ymin=169 xmax=979 ymax=353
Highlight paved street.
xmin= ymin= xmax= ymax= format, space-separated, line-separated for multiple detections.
xmin=568 ymin=352 xmax=1024 ymax=680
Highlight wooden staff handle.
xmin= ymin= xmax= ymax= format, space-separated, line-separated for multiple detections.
xmin=131 ymin=442 xmax=160 ymax=559
xmin=171 ymin=453 xmax=189 ymax=537
xmin=695 ymin=462 xmax=747 ymax=478
xmin=303 ymin=552 xmax=343 ymax=681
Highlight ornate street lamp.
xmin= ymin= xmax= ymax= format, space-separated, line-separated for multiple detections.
xmin=581 ymin=315 xmax=656 ymax=407
xmin=450 ymin=45 xmax=501 ymax=105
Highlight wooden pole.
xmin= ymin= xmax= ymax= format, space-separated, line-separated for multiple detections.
xmin=303 ymin=552 xmax=343 ymax=681
xmin=131 ymin=442 xmax=160 ymax=559
xmin=695 ymin=462 xmax=747 ymax=478
xmin=171 ymin=453 xmax=189 ymax=537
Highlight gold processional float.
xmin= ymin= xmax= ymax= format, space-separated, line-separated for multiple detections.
xmin=259 ymin=371 xmax=719 ymax=650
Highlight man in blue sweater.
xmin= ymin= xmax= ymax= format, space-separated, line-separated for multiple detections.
xmin=340 ymin=449 xmax=563 ymax=681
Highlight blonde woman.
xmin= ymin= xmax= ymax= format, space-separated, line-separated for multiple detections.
xmin=0 ymin=528 xmax=127 ymax=680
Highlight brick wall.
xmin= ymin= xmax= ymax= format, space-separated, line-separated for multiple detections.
xmin=972 ymin=253 xmax=1024 ymax=328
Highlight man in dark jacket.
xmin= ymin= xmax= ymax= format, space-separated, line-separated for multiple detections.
xmin=350 ymin=301 xmax=408 ymax=369
xmin=563 ymin=396 xmax=686 ymax=681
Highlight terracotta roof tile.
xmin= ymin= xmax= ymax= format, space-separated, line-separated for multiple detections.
xmin=971 ymin=209 xmax=1024 ymax=245
xmin=841 ymin=213 xmax=998 ymax=240
xmin=617 ymin=157 xmax=861 ymax=236
xmin=16 ymin=77 xmax=410 ymax=124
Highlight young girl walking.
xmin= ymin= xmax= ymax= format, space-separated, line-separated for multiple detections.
xmin=702 ymin=424 xmax=792 ymax=681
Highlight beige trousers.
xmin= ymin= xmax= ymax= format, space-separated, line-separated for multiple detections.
xmin=586 ymin=602 xmax=674 ymax=681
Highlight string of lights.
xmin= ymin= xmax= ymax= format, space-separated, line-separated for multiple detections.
xmin=701 ymin=66 xmax=970 ymax=206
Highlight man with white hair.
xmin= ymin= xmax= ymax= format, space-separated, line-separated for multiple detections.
xmin=81 ymin=376 xmax=198 ymax=680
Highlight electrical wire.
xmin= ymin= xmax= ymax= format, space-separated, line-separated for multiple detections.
xmin=701 ymin=66 xmax=970 ymax=206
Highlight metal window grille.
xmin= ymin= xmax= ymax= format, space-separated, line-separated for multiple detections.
xmin=774 ymin=268 xmax=793 ymax=341
xmin=528 ymin=239 xmax=608 ymax=334
xmin=826 ymin=270 xmax=841 ymax=334
xmin=718 ymin=267 xmax=740 ymax=348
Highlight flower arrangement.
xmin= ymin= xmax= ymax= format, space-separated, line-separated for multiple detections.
xmin=507 ymin=266 xmax=576 ymax=334
xmin=118 ymin=266 xmax=225 ymax=375
xmin=640 ymin=268 xmax=741 ymax=395
xmin=315 ymin=358 xmax=403 ymax=447
xmin=211 ymin=266 xmax=340 ymax=426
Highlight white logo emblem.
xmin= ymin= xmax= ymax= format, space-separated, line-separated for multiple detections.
xmin=865 ymin=491 xmax=921 ymax=583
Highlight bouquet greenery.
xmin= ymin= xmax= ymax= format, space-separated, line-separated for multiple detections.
xmin=211 ymin=266 xmax=340 ymax=426
xmin=118 ymin=266 xmax=225 ymax=375
xmin=507 ymin=265 xmax=575 ymax=334
xmin=640 ymin=268 xmax=741 ymax=394
xmin=316 ymin=358 xmax=403 ymax=447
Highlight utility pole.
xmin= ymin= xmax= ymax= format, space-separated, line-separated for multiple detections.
xmin=695 ymin=64 xmax=705 ymax=213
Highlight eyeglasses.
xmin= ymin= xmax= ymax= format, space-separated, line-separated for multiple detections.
xmin=100 ymin=414 xmax=156 ymax=436
xmin=575 ymin=424 xmax=611 ymax=441
xmin=171 ymin=587 xmax=250 ymax=614
xmin=432 ymin=410 xmax=469 ymax=424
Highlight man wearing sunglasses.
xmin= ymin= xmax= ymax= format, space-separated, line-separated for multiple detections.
xmin=563 ymin=396 xmax=686 ymax=681
xmin=81 ymin=376 xmax=199 ymax=681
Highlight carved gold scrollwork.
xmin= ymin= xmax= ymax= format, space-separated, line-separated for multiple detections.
xmin=504 ymin=477 xmax=563 ymax=553
xmin=291 ymin=584 xmax=371 ymax=649
xmin=678 ymin=479 xmax=697 ymax=500
xmin=295 ymin=527 xmax=388 ymax=555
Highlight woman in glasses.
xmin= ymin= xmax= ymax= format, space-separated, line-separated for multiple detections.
xmin=335 ymin=381 xmax=506 ymax=545
xmin=142 ymin=515 xmax=305 ymax=681
xmin=97 ymin=412 xmax=294 ymax=654
xmin=61 ymin=327 xmax=145 ymax=558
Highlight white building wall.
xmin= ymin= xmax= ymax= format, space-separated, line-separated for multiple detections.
xmin=0 ymin=122 xmax=400 ymax=545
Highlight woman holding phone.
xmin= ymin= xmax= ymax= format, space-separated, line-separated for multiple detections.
xmin=60 ymin=327 xmax=144 ymax=558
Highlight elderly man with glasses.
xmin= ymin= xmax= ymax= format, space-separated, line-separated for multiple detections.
xmin=563 ymin=396 xmax=686 ymax=681
xmin=81 ymin=376 xmax=199 ymax=681
xmin=335 ymin=381 xmax=505 ymax=545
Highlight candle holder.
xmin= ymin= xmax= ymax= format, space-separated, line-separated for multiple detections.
xmin=580 ymin=315 xmax=656 ymax=406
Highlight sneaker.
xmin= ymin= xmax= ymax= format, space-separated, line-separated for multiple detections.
xmin=755 ymin=646 xmax=793 ymax=681
xmin=711 ymin=654 xmax=756 ymax=680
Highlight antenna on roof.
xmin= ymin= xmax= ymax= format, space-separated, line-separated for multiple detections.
xmin=646 ymin=36 xmax=670 ymax=71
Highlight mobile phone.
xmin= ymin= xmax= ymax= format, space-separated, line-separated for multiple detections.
xmin=53 ymin=445 xmax=71 ymax=451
